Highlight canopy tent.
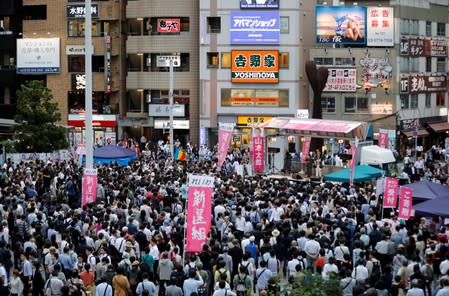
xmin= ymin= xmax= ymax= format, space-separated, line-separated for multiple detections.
xmin=360 ymin=145 xmax=396 ymax=165
xmin=403 ymin=180 xmax=449 ymax=202
xmin=258 ymin=117 xmax=369 ymax=140
xmin=324 ymin=165 xmax=384 ymax=183
xmin=92 ymin=145 xmax=136 ymax=166
xmin=414 ymin=196 xmax=449 ymax=217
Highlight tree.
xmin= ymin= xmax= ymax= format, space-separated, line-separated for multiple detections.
xmin=14 ymin=80 xmax=69 ymax=152
xmin=291 ymin=271 xmax=342 ymax=296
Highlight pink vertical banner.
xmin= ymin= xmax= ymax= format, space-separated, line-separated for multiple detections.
xmin=217 ymin=123 xmax=235 ymax=167
xmin=252 ymin=134 xmax=265 ymax=173
xmin=301 ymin=137 xmax=311 ymax=163
xmin=398 ymin=187 xmax=413 ymax=220
xmin=383 ymin=177 xmax=399 ymax=208
xmin=349 ymin=141 xmax=358 ymax=186
xmin=378 ymin=130 xmax=388 ymax=148
xmin=186 ymin=175 xmax=214 ymax=253
xmin=82 ymin=168 xmax=97 ymax=207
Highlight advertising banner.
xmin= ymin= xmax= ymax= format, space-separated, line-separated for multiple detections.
xmin=231 ymin=50 xmax=279 ymax=83
xmin=240 ymin=0 xmax=279 ymax=9
xmin=378 ymin=129 xmax=388 ymax=148
xmin=301 ymin=137 xmax=311 ymax=163
xmin=17 ymin=38 xmax=60 ymax=74
xmin=367 ymin=7 xmax=394 ymax=47
xmin=186 ymin=175 xmax=214 ymax=253
xmin=316 ymin=6 xmax=367 ymax=45
xmin=230 ymin=11 xmax=280 ymax=45
xmin=383 ymin=177 xmax=398 ymax=208
xmin=350 ymin=140 xmax=358 ymax=186
xmin=82 ymin=168 xmax=97 ymax=207
xmin=401 ymin=38 xmax=447 ymax=57
xmin=323 ymin=68 xmax=357 ymax=92
xmin=400 ymin=75 xmax=447 ymax=93
xmin=157 ymin=18 xmax=181 ymax=33
xmin=66 ymin=4 xmax=99 ymax=18
xmin=252 ymin=135 xmax=265 ymax=173
xmin=398 ymin=187 xmax=413 ymax=220
xmin=371 ymin=104 xmax=393 ymax=115
xmin=217 ymin=123 xmax=235 ymax=167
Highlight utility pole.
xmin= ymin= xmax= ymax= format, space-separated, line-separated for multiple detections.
xmin=169 ymin=60 xmax=174 ymax=157
xmin=84 ymin=0 xmax=93 ymax=169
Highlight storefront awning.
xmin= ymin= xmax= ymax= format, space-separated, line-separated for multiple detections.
xmin=68 ymin=114 xmax=117 ymax=127
xmin=401 ymin=129 xmax=429 ymax=138
xmin=427 ymin=121 xmax=449 ymax=133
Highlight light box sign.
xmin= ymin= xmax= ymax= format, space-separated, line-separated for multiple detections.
xmin=148 ymin=104 xmax=185 ymax=117
xmin=323 ymin=68 xmax=357 ymax=92
xmin=154 ymin=119 xmax=189 ymax=129
xmin=230 ymin=11 xmax=280 ymax=45
xmin=17 ymin=38 xmax=60 ymax=74
xmin=316 ymin=6 xmax=367 ymax=45
xmin=371 ymin=104 xmax=393 ymax=115
xmin=157 ymin=18 xmax=181 ymax=33
xmin=240 ymin=0 xmax=279 ymax=9
xmin=231 ymin=50 xmax=279 ymax=84
xmin=367 ymin=7 xmax=394 ymax=47
xmin=66 ymin=4 xmax=99 ymax=18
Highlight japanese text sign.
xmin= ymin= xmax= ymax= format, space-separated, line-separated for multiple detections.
xmin=400 ymin=75 xmax=447 ymax=93
xmin=186 ymin=175 xmax=214 ymax=253
xmin=323 ymin=68 xmax=357 ymax=92
xmin=398 ymin=187 xmax=413 ymax=220
xmin=237 ymin=116 xmax=272 ymax=126
xmin=66 ymin=4 xmax=99 ymax=18
xmin=217 ymin=123 xmax=235 ymax=167
xmin=400 ymin=38 xmax=447 ymax=57
xmin=378 ymin=129 xmax=388 ymax=148
xmin=240 ymin=0 xmax=279 ymax=9
xmin=82 ymin=168 xmax=97 ymax=207
xmin=157 ymin=18 xmax=181 ymax=33
xmin=230 ymin=11 xmax=280 ymax=45
xmin=252 ymin=135 xmax=265 ymax=173
xmin=231 ymin=50 xmax=279 ymax=84
xmin=367 ymin=7 xmax=394 ymax=47
xmin=383 ymin=177 xmax=398 ymax=208
xmin=17 ymin=38 xmax=60 ymax=74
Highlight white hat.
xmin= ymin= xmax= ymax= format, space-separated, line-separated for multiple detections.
xmin=272 ymin=229 xmax=280 ymax=237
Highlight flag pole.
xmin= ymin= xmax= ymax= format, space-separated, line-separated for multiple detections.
xmin=182 ymin=174 xmax=189 ymax=266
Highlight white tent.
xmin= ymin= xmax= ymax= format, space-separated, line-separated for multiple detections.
xmin=360 ymin=145 xmax=396 ymax=165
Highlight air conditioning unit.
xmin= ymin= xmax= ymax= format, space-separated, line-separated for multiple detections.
xmin=146 ymin=94 xmax=151 ymax=103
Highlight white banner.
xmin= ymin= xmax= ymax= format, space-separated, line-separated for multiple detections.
xmin=323 ymin=68 xmax=357 ymax=92
xmin=17 ymin=38 xmax=60 ymax=74
xmin=367 ymin=7 xmax=394 ymax=47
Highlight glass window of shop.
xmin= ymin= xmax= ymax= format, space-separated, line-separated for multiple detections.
xmin=68 ymin=20 xmax=109 ymax=37
xmin=221 ymin=89 xmax=288 ymax=107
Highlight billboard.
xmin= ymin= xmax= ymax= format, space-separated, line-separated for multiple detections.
xmin=17 ymin=38 xmax=60 ymax=74
xmin=400 ymin=75 xmax=447 ymax=93
xmin=401 ymin=38 xmax=448 ymax=57
xmin=231 ymin=50 xmax=279 ymax=84
xmin=367 ymin=7 xmax=394 ymax=47
xmin=240 ymin=0 xmax=279 ymax=9
xmin=230 ymin=11 xmax=280 ymax=45
xmin=157 ymin=18 xmax=181 ymax=33
xmin=316 ymin=6 xmax=366 ymax=45
xmin=323 ymin=68 xmax=357 ymax=92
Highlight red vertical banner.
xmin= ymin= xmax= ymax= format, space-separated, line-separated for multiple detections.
xmin=378 ymin=130 xmax=388 ymax=149
xmin=398 ymin=187 xmax=413 ymax=220
xmin=383 ymin=177 xmax=399 ymax=208
xmin=301 ymin=137 xmax=311 ymax=163
xmin=82 ymin=168 xmax=97 ymax=206
xmin=186 ymin=175 xmax=214 ymax=253
xmin=252 ymin=134 xmax=265 ymax=173
xmin=349 ymin=141 xmax=358 ymax=186
xmin=217 ymin=123 xmax=234 ymax=167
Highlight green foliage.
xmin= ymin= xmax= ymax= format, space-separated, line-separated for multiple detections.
xmin=291 ymin=271 xmax=342 ymax=296
xmin=0 ymin=140 xmax=16 ymax=153
xmin=14 ymin=80 xmax=69 ymax=153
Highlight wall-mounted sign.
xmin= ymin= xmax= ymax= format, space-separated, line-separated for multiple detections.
xmin=72 ymin=73 xmax=86 ymax=90
xmin=104 ymin=35 xmax=112 ymax=94
xmin=66 ymin=4 xmax=99 ymax=18
xmin=367 ymin=7 xmax=394 ymax=47
xmin=359 ymin=55 xmax=392 ymax=88
xmin=400 ymin=75 xmax=447 ymax=93
xmin=296 ymin=109 xmax=309 ymax=119
xmin=68 ymin=114 xmax=117 ymax=127
xmin=429 ymin=40 xmax=447 ymax=57
xmin=323 ymin=68 xmax=357 ymax=92
xmin=66 ymin=45 xmax=94 ymax=55
xmin=17 ymin=38 xmax=60 ymax=74
xmin=157 ymin=18 xmax=181 ymax=33
xmin=231 ymin=50 xmax=279 ymax=84
xmin=237 ymin=116 xmax=273 ymax=126
xmin=371 ymin=104 xmax=393 ymax=115
xmin=316 ymin=6 xmax=367 ymax=45
xmin=240 ymin=0 xmax=279 ymax=9
xmin=154 ymin=119 xmax=189 ymax=129
xmin=230 ymin=11 xmax=280 ymax=45
xmin=156 ymin=55 xmax=181 ymax=67
xmin=148 ymin=104 xmax=185 ymax=117
xmin=400 ymin=38 xmax=447 ymax=57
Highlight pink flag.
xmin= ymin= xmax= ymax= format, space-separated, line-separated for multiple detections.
xmin=349 ymin=141 xmax=358 ymax=186
xmin=186 ymin=175 xmax=214 ymax=253
xmin=398 ymin=187 xmax=413 ymax=220
xmin=379 ymin=130 xmax=388 ymax=148
xmin=217 ymin=123 xmax=234 ymax=167
xmin=252 ymin=135 xmax=265 ymax=173
xmin=82 ymin=168 xmax=97 ymax=206
xmin=383 ymin=177 xmax=399 ymax=208
xmin=301 ymin=137 xmax=311 ymax=163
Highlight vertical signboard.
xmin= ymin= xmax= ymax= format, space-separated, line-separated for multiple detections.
xmin=383 ymin=177 xmax=398 ymax=208
xmin=217 ymin=123 xmax=235 ymax=167
xmin=104 ymin=34 xmax=112 ymax=93
xmin=252 ymin=134 xmax=265 ymax=173
xmin=398 ymin=187 xmax=413 ymax=220
xmin=82 ymin=168 xmax=97 ymax=206
xmin=367 ymin=7 xmax=394 ymax=47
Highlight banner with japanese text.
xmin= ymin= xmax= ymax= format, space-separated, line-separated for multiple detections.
xmin=82 ymin=168 xmax=97 ymax=207
xmin=383 ymin=177 xmax=399 ymax=208
xmin=252 ymin=134 xmax=265 ymax=173
xmin=398 ymin=187 xmax=413 ymax=220
xmin=217 ymin=123 xmax=235 ymax=167
xmin=301 ymin=137 xmax=311 ymax=163
xmin=186 ymin=175 xmax=214 ymax=253
xmin=349 ymin=141 xmax=358 ymax=186
xmin=378 ymin=129 xmax=388 ymax=148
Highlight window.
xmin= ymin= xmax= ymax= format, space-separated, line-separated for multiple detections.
xmin=279 ymin=52 xmax=289 ymax=68
xmin=425 ymin=93 xmax=431 ymax=108
xmin=221 ymin=53 xmax=231 ymax=68
xmin=400 ymin=19 xmax=409 ymax=35
xmin=410 ymin=58 xmax=419 ymax=72
xmin=426 ymin=57 xmax=432 ymax=72
xmin=321 ymin=97 xmax=336 ymax=113
xmin=400 ymin=57 xmax=409 ymax=72
xmin=426 ymin=21 xmax=432 ymax=37
xmin=335 ymin=57 xmax=355 ymax=66
xmin=400 ymin=94 xmax=409 ymax=109
xmin=437 ymin=23 xmax=446 ymax=37
xmin=410 ymin=94 xmax=418 ymax=109
xmin=437 ymin=92 xmax=445 ymax=106
xmin=68 ymin=20 xmax=109 ymax=37
xmin=437 ymin=57 xmax=446 ymax=73
xmin=280 ymin=17 xmax=289 ymax=33
xmin=344 ymin=97 xmax=368 ymax=113
xmin=207 ymin=52 xmax=219 ymax=68
xmin=207 ymin=17 xmax=221 ymax=33
xmin=23 ymin=5 xmax=47 ymax=20
xmin=410 ymin=20 xmax=419 ymax=35
xmin=147 ymin=89 xmax=190 ymax=105
xmin=68 ymin=56 xmax=104 ymax=72
xmin=314 ymin=57 xmax=333 ymax=66
xmin=221 ymin=88 xmax=289 ymax=107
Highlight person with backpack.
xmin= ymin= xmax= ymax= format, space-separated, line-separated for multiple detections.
xmin=421 ymin=256 xmax=434 ymax=296
xmin=95 ymin=277 xmax=112 ymax=296
xmin=135 ymin=272 xmax=157 ymax=296
xmin=232 ymin=265 xmax=253 ymax=296
xmin=214 ymin=261 xmax=231 ymax=286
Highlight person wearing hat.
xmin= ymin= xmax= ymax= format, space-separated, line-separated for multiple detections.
xmin=129 ymin=260 xmax=142 ymax=294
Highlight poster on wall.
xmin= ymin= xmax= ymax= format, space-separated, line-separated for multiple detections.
xmin=240 ymin=0 xmax=279 ymax=9
xmin=231 ymin=50 xmax=279 ymax=84
xmin=367 ymin=7 xmax=394 ymax=47
xmin=323 ymin=68 xmax=357 ymax=92
xmin=316 ymin=6 xmax=367 ymax=45
xmin=230 ymin=11 xmax=280 ymax=45
xmin=17 ymin=38 xmax=60 ymax=74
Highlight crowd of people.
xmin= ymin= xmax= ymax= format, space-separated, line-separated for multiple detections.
xmin=0 ymin=140 xmax=448 ymax=296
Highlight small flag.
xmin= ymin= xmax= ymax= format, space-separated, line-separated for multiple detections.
xmin=175 ymin=148 xmax=187 ymax=160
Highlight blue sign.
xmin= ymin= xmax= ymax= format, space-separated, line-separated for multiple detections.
xmin=230 ymin=11 xmax=280 ymax=45
xmin=240 ymin=0 xmax=279 ymax=9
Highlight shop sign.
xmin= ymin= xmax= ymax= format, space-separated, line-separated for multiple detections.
xmin=429 ymin=40 xmax=447 ymax=57
xmin=237 ymin=116 xmax=272 ymax=126
xmin=68 ymin=114 xmax=117 ymax=127
xmin=240 ymin=0 xmax=279 ymax=9
xmin=400 ymin=38 xmax=447 ymax=57
xmin=66 ymin=4 xmax=99 ymax=18
xmin=323 ymin=68 xmax=357 ymax=92
xmin=230 ymin=11 xmax=280 ymax=45
xmin=148 ymin=104 xmax=185 ymax=117
xmin=72 ymin=73 xmax=86 ymax=90
xmin=154 ymin=119 xmax=189 ymax=129
xmin=367 ymin=7 xmax=394 ymax=47
xmin=104 ymin=35 xmax=112 ymax=94
xmin=296 ymin=109 xmax=309 ymax=119
xmin=157 ymin=18 xmax=181 ymax=33
xmin=66 ymin=45 xmax=93 ymax=55
xmin=156 ymin=55 xmax=181 ymax=67
xmin=231 ymin=50 xmax=279 ymax=84
xmin=400 ymin=75 xmax=447 ymax=93
xmin=400 ymin=119 xmax=421 ymax=132
xmin=371 ymin=104 xmax=393 ymax=115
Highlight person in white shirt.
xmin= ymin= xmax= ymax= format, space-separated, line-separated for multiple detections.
xmin=322 ymin=257 xmax=339 ymax=281
xmin=213 ymin=280 xmax=236 ymax=296
xmin=352 ymin=260 xmax=369 ymax=285
xmin=255 ymin=261 xmax=272 ymax=292
xmin=96 ymin=278 xmax=113 ymax=296
xmin=269 ymin=203 xmax=284 ymax=222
